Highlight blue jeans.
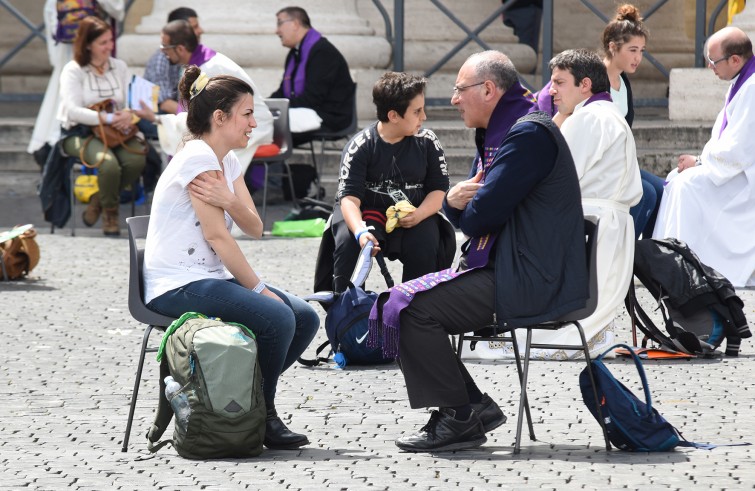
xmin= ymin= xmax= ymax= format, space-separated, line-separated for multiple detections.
xmin=148 ymin=279 xmax=319 ymax=403
xmin=629 ymin=169 xmax=665 ymax=239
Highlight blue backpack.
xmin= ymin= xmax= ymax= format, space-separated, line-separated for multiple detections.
xmin=579 ymin=344 xmax=745 ymax=451
xmin=300 ymin=244 xmax=394 ymax=367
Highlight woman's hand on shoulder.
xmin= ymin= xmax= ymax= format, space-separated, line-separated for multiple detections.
xmin=189 ymin=171 xmax=236 ymax=209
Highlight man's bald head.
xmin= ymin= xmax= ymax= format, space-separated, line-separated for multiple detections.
xmin=463 ymin=50 xmax=519 ymax=92
xmin=712 ymin=26 xmax=753 ymax=60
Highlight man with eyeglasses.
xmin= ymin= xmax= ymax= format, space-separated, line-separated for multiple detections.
xmin=653 ymin=26 xmax=755 ymax=288
xmin=143 ymin=8 xmax=203 ymax=116
xmin=135 ymin=20 xmax=273 ymax=177
xmin=271 ymin=6 xmax=355 ymax=145
xmin=369 ymin=51 xmax=588 ymax=452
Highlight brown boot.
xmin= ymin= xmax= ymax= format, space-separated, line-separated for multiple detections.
xmin=102 ymin=207 xmax=120 ymax=236
xmin=82 ymin=193 xmax=102 ymax=227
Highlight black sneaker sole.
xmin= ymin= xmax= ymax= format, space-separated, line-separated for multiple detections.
xmin=481 ymin=413 xmax=507 ymax=433
xmin=396 ymin=435 xmax=487 ymax=453
xmin=264 ymin=437 xmax=310 ymax=450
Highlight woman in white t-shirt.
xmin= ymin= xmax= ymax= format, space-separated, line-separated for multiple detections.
xmin=143 ymin=66 xmax=318 ymax=450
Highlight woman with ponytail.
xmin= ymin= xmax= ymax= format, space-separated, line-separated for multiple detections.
xmin=143 ymin=66 xmax=319 ymax=450
xmin=602 ymin=4 xmax=664 ymax=238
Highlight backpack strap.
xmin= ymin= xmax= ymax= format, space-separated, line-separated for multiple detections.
xmin=597 ymin=343 xmax=654 ymax=411
xmin=297 ymin=340 xmax=332 ymax=366
xmin=625 ymin=282 xmax=679 ymax=352
xmin=146 ymin=358 xmax=174 ymax=450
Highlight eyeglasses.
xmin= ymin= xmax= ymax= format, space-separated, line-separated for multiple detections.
xmin=707 ymin=54 xmax=730 ymax=67
xmin=452 ymin=81 xmax=485 ymax=96
xmin=160 ymin=44 xmax=177 ymax=51
xmin=276 ymin=18 xmax=294 ymax=27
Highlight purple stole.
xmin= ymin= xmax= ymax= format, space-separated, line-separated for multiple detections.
xmin=282 ymin=29 xmax=322 ymax=98
xmin=720 ymin=56 xmax=755 ymax=137
xmin=177 ymin=44 xmax=218 ymax=113
xmin=367 ymin=82 xmax=537 ymax=358
xmin=583 ymin=91 xmax=612 ymax=106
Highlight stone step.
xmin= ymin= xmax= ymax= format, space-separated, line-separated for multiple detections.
xmin=0 ymin=118 xmax=34 ymax=146
xmin=0 ymin=116 xmax=713 ymax=176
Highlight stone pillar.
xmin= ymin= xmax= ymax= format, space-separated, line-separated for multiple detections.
xmin=731 ymin=1 xmax=755 ymax=37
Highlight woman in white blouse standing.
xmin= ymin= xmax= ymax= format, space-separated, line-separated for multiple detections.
xmin=58 ymin=16 xmax=145 ymax=236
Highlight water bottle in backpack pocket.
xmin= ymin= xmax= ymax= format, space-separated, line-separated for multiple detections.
xmin=147 ymin=312 xmax=266 ymax=459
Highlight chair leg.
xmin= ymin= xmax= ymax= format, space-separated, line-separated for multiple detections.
xmin=514 ymin=328 xmax=534 ymax=454
xmin=574 ymin=320 xmax=612 ymax=451
xmin=70 ymin=167 xmax=76 ymax=237
xmin=281 ymin=160 xmax=300 ymax=210
xmin=122 ymin=324 xmax=155 ymax=452
xmin=308 ymin=140 xmax=319 ymax=185
xmin=261 ymin=163 xmax=269 ymax=230
xmin=509 ymin=329 xmax=535 ymax=441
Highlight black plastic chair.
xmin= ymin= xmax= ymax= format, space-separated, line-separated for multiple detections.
xmin=121 ymin=215 xmax=177 ymax=452
xmin=457 ymin=215 xmax=611 ymax=454
xmin=249 ymin=98 xmax=297 ymax=228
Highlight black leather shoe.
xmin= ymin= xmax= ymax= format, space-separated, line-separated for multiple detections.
xmin=395 ymin=408 xmax=487 ymax=452
xmin=264 ymin=407 xmax=309 ymax=450
xmin=470 ymin=393 xmax=507 ymax=432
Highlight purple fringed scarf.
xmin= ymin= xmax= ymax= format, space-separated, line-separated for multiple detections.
xmin=367 ymin=81 xmax=537 ymax=359
xmin=282 ymin=29 xmax=322 ymax=98
xmin=719 ymin=55 xmax=755 ymax=137
xmin=177 ymin=44 xmax=217 ymax=114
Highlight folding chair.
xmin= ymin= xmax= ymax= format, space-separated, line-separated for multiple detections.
xmin=49 ymin=137 xmax=141 ymax=236
xmin=457 ymin=215 xmax=611 ymax=454
xmin=249 ymin=98 xmax=297 ymax=228
xmin=121 ymin=215 xmax=177 ymax=452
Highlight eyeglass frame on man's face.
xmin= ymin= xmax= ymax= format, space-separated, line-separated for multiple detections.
xmin=160 ymin=43 xmax=177 ymax=52
xmin=276 ymin=18 xmax=295 ymax=27
xmin=452 ymin=81 xmax=485 ymax=96
xmin=707 ymin=54 xmax=731 ymax=67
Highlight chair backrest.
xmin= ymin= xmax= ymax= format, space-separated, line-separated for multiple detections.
xmin=314 ymin=83 xmax=358 ymax=139
xmin=558 ymin=215 xmax=600 ymax=322
xmin=264 ymin=98 xmax=293 ymax=160
xmin=126 ymin=215 xmax=176 ymax=327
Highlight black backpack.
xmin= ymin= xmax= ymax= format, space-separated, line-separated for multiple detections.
xmin=626 ymin=238 xmax=751 ymax=357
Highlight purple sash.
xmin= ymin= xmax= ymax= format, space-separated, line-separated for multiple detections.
xmin=720 ymin=56 xmax=755 ymax=137
xmin=177 ymin=44 xmax=217 ymax=113
xmin=583 ymin=91 xmax=612 ymax=106
xmin=367 ymin=82 xmax=537 ymax=358
xmin=282 ymin=29 xmax=322 ymax=98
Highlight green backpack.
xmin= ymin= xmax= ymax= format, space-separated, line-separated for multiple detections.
xmin=146 ymin=312 xmax=266 ymax=459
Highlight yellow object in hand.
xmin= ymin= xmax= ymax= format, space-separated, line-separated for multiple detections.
xmin=385 ymin=200 xmax=416 ymax=233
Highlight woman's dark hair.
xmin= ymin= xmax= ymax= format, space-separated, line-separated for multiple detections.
xmin=178 ymin=65 xmax=254 ymax=137
xmin=602 ymin=4 xmax=649 ymax=59
xmin=73 ymin=16 xmax=112 ymax=67
xmin=373 ymin=72 xmax=427 ymax=122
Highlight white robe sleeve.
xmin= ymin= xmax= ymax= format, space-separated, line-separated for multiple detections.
xmin=701 ymin=78 xmax=755 ymax=186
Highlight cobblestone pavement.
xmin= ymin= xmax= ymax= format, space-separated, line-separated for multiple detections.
xmin=1 ymin=231 xmax=754 ymax=490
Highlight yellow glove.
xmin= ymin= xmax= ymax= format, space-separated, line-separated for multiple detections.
xmin=385 ymin=200 xmax=416 ymax=233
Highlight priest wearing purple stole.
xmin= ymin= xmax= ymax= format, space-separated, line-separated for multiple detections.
xmin=367 ymin=51 xmax=589 ymax=452
xmin=272 ymin=7 xmax=356 ymax=145
xmin=654 ymin=27 xmax=755 ymax=288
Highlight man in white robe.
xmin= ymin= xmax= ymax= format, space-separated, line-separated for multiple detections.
xmin=461 ymin=49 xmax=642 ymax=360
xmin=135 ymin=20 xmax=273 ymax=174
xmin=653 ymin=27 xmax=755 ymax=288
